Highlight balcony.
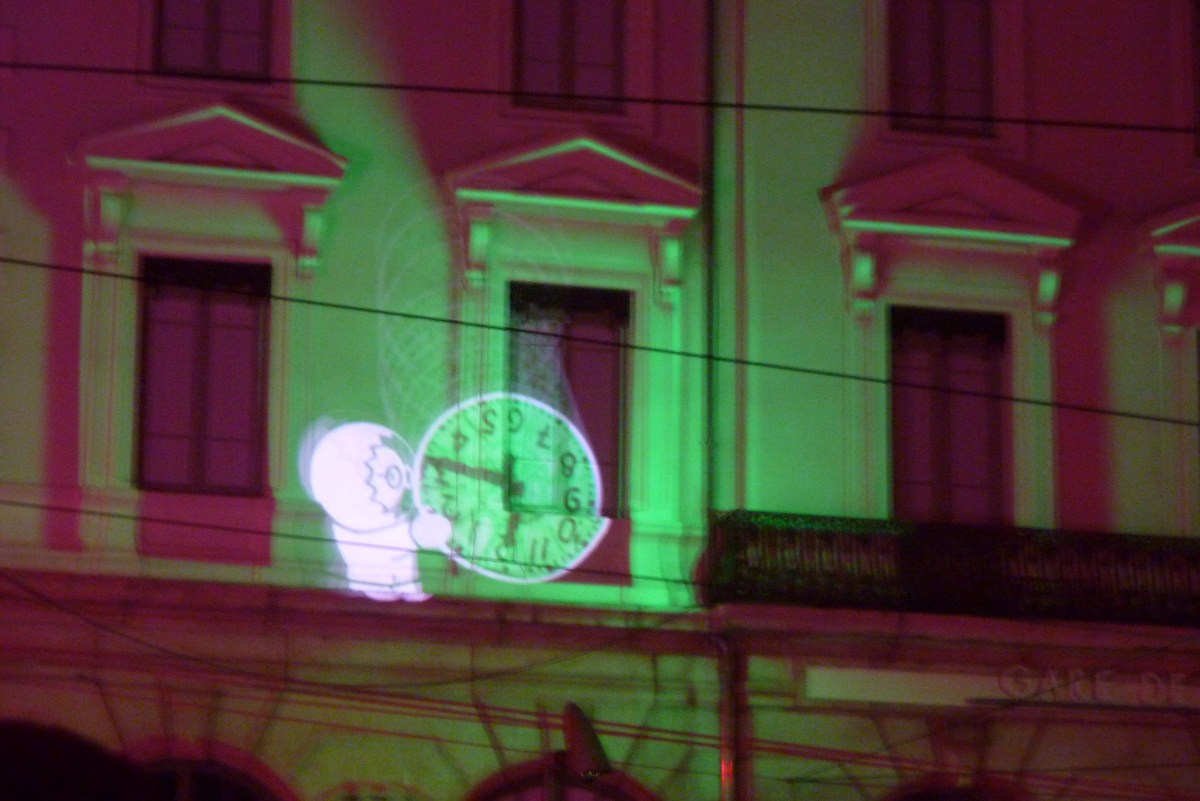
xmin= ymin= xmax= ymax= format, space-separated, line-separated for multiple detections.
xmin=702 ymin=510 xmax=1200 ymax=627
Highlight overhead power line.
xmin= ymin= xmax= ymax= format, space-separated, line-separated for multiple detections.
xmin=0 ymin=58 xmax=1198 ymax=137
xmin=3 ymin=252 xmax=1195 ymax=429
xmin=0 ymin=496 xmax=693 ymax=590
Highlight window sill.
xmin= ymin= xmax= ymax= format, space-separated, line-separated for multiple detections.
xmin=138 ymin=491 xmax=275 ymax=566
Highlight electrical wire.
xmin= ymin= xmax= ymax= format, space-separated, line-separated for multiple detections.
xmin=0 ymin=58 xmax=1197 ymax=138
xmin=0 ymin=567 xmax=705 ymax=692
xmin=3 ymin=253 xmax=1193 ymax=428
xmin=0 ymin=497 xmax=699 ymax=589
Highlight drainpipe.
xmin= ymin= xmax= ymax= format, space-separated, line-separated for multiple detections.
xmin=715 ymin=631 xmax=749 ymax=801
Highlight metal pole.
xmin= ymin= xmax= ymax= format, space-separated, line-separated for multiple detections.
xmin=716 ymin=632 xmax=749 ymax=801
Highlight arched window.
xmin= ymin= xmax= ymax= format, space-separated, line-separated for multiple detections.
xmin=0 ymin=721 xmax=145 ymax=801
xmin=467 ymin=757 xmax=658 ymax=801
xmin=145 ymin=760 xmax=279 ymax=801
xmin=886 ymin=776 xmax=1031 ymax=801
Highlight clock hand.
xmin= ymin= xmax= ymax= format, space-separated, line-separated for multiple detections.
xmin=503 ymin=511 xmax=522 ymax=549
xmin=425 ymin=455 xmax=506 ymax=487
xmin=503 ymin=452 xmax=525 ymax=499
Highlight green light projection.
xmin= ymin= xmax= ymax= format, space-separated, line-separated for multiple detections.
xmin=841 ymin=218 xmax=1071 ymax=248
xmin=415 ymin=393 xmax=609 ymax=584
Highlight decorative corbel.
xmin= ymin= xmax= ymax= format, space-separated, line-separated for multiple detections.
xmin=463 ymin=204 xmax=494 ymax=290
xmin=1159 ymin=265 xmax=1190 ymax=338
xmin=652 ymin=220 xmax=687 ymax=307
xmin=84 ymin=179 xmax=130 ymax=268
xmin=1034 ymin=264 xmax=1061 ymax=328
xmin=844 ymin=244 xmax=878 ymax=320
xmin=297 ymin=204 xmax=324 ymax=277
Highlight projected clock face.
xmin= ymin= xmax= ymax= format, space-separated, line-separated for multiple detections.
xmin=414 ymin=393 xmax=610 ymax=583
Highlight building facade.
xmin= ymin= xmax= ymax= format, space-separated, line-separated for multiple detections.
xmin=3 ymin=2 xmax=1200 ymax=801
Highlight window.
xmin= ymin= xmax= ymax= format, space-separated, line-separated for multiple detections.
xmin=889 ymin=0 xmax=992 ymax=136
xmin=467 ymin=757 xmax=658 ymax=801
xmin=146 ymin=760 xmax=279 ymax=801
xmin=509 ymin=282 xmax=629 ymax=517
xmin=1194 ymin=0 xmax=1200 ymax=156
xmin=891 ymin=306 xmax=1007 ymax=524
xmin=155 ymin=0 xmax=273 ymax=80
xmin=138 ymin=257 xmax=270 ymax=495
xmin=514 ymin=0 xmax=624 ymax=113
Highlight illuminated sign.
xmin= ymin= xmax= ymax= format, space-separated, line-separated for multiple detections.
xmin=304 ymin=394 xmax=612 ymax=600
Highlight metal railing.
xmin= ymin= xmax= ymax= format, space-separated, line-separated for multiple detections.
xmin=702 ymin=510 xmax=1200 ymax=626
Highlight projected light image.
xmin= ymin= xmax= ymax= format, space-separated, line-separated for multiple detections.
xmin=305 ymin=394 xmax=611 ymax=600
xmin=306 ymin=421 xmax=451 ymax=601
xmin=415 ymin=393 xmax=611 ymax=584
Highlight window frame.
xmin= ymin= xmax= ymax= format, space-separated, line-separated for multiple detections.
xmin=513 ymin=0 xmax=625 ymax=114
xmin=844 ymin=257 xmax=1052 ymax=528
xmin=887 ymin=0 xmax=994 ymax=137
xmin=447 ymin=134 xmax=702 ymax=602
xmin=79 ymin=103 xmax=342 ymax=565
xmin=154 ymin=0 xmax=274 ymax=81
xmin=498 ymin=0 xmax=654 ymax=131
xmin=866 ymin=0 xmax=1026 ymax=155
xmin=1168 ymin=0 xmax=1200 ymax=167
xmin=507 ymin=280 xmax=632 ymax=518
xmin=1144 ymin=205 xmax=1200 ymax=535
xmin=139 ymin=0 xmax=290 ymax=93
xmin=889 ymin=304 xmax=1011 ymax=525
xmin=136 ymin=256 xmax=272 ymax=497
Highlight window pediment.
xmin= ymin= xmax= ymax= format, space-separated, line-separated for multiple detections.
xmin=81 ymin=104 xmax=345 ymax=191
xmin=449 ymin=134 xmax=699 ymax=294
xmin=823 ymin=154 xmax=1081 ymax=250
xmin=822 ymin=154 xmax=1083 ymax=323
xmin=81 ymin=104 xmax=345 ymax=275
xmin=1148 ymin=201 xmax=1200 ymax=333
xmin=449 ymin=134 xmax=701 ymax=224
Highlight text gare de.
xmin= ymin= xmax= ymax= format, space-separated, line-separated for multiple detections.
xmin=999 ymin=665 xmax=1200 ymax=708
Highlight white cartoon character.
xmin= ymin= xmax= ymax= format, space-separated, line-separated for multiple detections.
xmin=306 ymin=422 xmax=450 ymax=601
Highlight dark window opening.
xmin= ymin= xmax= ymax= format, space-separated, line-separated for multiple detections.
xmin=155 ymin=0 xmax=273 ymax=80
xmin=145 ymin=760 xmax=278 ymax=801
xmin=889 ymin=0 xmax=993 ymax=136
xmin=138 ymin=257 xmax=270 ymax=495
xmin=509 ymin=282 xmax=630 ymax=517
xmin=891 ymin=306 xmax=1008 ymax=524
xmin=514 ymin=0 xmax=624 ymax=113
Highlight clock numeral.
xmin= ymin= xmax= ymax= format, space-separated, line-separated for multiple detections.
xmin=564 ymin=485 xmax=582 ymax=514
xmin=530 ymin=537 xmax=549 ymax=569
xmin=537 ymin=425 xmax=551 ymax=450
xmin=507 ymin=406 xmax=524 ymax=433
xmin=480 ymin=407 xmax=497 ymax=436
xmin=452 ymin=430 xmax=468 ymax=453
xmin=557 ymin=517 xmax=581 ymax=547
xmin=559 ymin=452 xmax=576 ymax=478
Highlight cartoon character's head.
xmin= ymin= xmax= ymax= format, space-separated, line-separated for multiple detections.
xmin=308 ymin=422 xmax=412 ymax=532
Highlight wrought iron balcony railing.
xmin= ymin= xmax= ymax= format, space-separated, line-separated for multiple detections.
xmin=702 ymin=510 xmax=1200 ymax=627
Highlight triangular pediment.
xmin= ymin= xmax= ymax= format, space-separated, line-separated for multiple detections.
xmin=82 ymin=104 xmax=345 ymax=188
xmin=449 ymin=134 xmax=701 ymax=217
xmin=823 ymin=154 xmax=1081 ymax=248
xmin=1148 ymin=201 xmax=1200 ymax=256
